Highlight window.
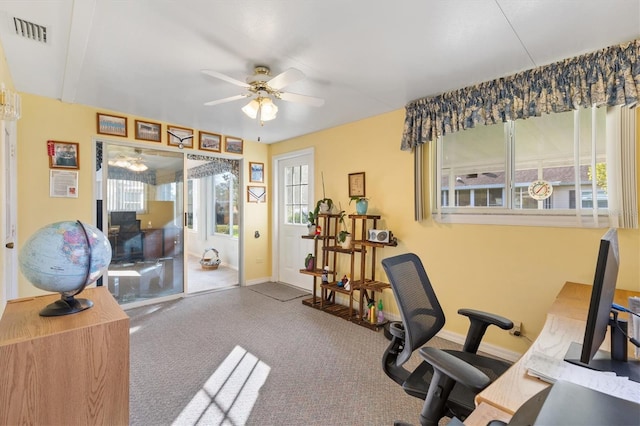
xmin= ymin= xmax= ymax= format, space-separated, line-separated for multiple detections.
xmin=106 ymin=179 xmax=147 ymax=213
xmin=186 ymin=179 xmax=198 ymax=230
xmin=211 ymin=172 xmax=238 ymax=237
xmin=432 ymin=106 xmax=635 ymax=227
xmin=284 ymin=164 xmax=309 ymax=224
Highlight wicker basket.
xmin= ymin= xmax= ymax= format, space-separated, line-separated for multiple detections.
xmin=199 ymin=248 xmax=221 ymax=270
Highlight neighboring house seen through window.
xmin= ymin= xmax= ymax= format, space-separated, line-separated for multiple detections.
xmin=431 ymin=106 xmax=636 ymax=227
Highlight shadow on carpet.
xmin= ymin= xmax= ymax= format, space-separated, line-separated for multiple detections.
xmin=248 ymin=281 xmax=310 ymax=301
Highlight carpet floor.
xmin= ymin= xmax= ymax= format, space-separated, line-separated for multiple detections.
xmin=127 ymin=284 xmax=462 ymax=425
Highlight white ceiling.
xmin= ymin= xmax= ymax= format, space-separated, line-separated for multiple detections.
xmin=0 ymin=1 xmax=638 ymax=144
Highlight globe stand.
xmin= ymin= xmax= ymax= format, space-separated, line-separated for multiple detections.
xmin=40 ymin=295 xmax=94 ymax=317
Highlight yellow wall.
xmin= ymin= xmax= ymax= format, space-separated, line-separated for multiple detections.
xmin=15 ymin=93 xmax=271 ymax=298
xmin=271 ymin=109 xmax=640 ymax=354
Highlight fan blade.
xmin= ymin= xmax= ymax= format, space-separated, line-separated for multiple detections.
xmin=267 ymin=68 xmax=305 ymax=90
xmin=279 ymin=91 xmax=325 ymax=107
xmin=201 ymin=69 xmax=250 ymax=88
xmin=204 ymin=94 xmax=250 ymax=106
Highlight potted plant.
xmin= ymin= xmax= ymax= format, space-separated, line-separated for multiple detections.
xmin=350 ymin=196 xmax=369 ymax=215
xmin=314 ymin=171 xmax=334 ymax=215
xmin=306 ymin=210 xmax=317 ymax=235
xmin=314 ymin=198 xmax=333 ymax=216
xmin=337 ymin=210 xmax=352 ymax=249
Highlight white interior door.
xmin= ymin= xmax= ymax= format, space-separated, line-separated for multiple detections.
xmin=2 ymin=121 xmax=18 ymax=304
xmin=274 ymin=149 xmax=314 ymax=289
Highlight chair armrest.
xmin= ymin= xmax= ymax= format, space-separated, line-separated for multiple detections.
xmin=389 ymin=321 xmax=405 ymax=340
xmin=458 ymin=309 xmax=514 ymax=353
xmin=419 ymin=347 xmax=491 ymax=394
xmin=418 ymin=347 xmax=491 ymax=425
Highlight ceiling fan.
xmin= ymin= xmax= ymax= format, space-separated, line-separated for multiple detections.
xmin=108 ymin=148 xmax=148 ymax=172
xmin=201 ymin=65 xmax=324 ymax=123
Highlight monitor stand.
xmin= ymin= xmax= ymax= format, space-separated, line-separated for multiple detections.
xmin=565 ymin=317 xmax=640 ymax=383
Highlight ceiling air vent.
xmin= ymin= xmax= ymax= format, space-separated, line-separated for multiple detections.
xmin=13 ymin=17 xmax=47 ymax=43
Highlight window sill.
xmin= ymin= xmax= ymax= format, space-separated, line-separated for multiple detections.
xmin=433 ymin=211 xmax=611 ymax=228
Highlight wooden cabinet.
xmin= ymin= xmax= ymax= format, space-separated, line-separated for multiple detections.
xmin=301 ymin=213 xmax=396 ymax=330
xmin=0 ymin=287 xmax=130 ymax=425
xmin=163 ymin=226 xmax=182 ymax=257
xmin=143 ymin=228 xmax=164 ymax=259
xmin=142 ymin=227 xmax=183 ymax=260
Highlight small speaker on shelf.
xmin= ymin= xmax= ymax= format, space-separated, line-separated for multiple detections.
xmin=368 ymin=229 xmax=390 ymax=243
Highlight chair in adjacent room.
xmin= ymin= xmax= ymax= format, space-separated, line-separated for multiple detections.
xmin=381 ymin=253 xmax=514 ymax=426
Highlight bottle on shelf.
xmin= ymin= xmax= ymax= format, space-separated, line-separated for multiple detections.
xmin=377 ymin=299 xmax=384 ymax=323
xmin=321 ymin=266 xmax=329 ymax=284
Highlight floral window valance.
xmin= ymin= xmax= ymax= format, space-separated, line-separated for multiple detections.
xmin=401 ymin=39 xmax=640 ymax=151
xmin=174 ymin=154 xmax=240 ymax=182
xmin=186 ymin=154 xmax=239 ymax=180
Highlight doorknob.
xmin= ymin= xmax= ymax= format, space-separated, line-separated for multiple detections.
xmin=5 ymin=242 xmax=14 ymax=249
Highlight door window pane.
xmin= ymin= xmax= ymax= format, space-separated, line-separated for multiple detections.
xmin=284 ymin=165 xmax=309 ymax=224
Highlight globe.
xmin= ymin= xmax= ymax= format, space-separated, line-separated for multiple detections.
xmin=19 ymin=220 xmax=112 ymax=316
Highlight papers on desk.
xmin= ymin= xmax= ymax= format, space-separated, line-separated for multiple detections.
xmin=525 ymin=351 xmax=640 ymax=404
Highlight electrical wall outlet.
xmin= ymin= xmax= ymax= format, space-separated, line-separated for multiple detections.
xmin=510 ymin=321 xmax=522 ymax=336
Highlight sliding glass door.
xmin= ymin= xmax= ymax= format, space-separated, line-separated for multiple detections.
xmin=96 ymin=141 xmax=184 ymax=305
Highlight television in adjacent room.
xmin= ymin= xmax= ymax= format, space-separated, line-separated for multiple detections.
xmin=564 ymin=228 xmax=639 ymax=382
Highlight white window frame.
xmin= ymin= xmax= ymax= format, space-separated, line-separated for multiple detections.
xmin=430 ymin=106 xmax=635 ymax=228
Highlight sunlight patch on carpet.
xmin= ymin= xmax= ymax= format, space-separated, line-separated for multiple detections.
xmin=172 ymin=345 xmax=270 ymax=426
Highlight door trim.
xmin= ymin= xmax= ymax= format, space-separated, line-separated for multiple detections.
xmin=2 ymin=121 xmax=18 ymax=305
xmin=271 ymin=147 xmax=314 ymax=283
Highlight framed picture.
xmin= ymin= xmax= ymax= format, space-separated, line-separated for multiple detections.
xmin=348 ymin=172 xmax=366 ymax=197
xmin=47 ymin=140 xmax=79 ymax=170
xmin=97 ymin=113 xmax=128 ymax=137
xmin=225 ymin=136 xmax=243 ymax=154
xmin=167 ymin=125 xmax=194 ymax=148
xmin=199 ymin=131 xmax=222 ymax=152
xmin=247 ymin=186 xmax=266 ymax=203
xmin=50 ymin=169 xmax=79 ymax=198
xmin=134 ymin=120 xmax=161 ymax=142
xmin=249 ymin=162 xmax=264 ymax=183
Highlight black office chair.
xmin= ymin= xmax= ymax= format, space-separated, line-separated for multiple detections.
xmin=381 ymin=253 xmax=514 ymax=426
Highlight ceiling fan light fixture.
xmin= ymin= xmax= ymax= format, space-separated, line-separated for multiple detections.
xmin=259 ymin=97 xmax=278 ymax=121
xmin=242 ymin=99 xmax=260 ymax=119
xmin=127 ymin=161 xmax=148 ymax=172
xmin=109 ymin=156 xmax=131 ymax=168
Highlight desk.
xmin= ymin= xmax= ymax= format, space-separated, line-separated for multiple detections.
xmin=465 ymin=281 xmax=640 ymax=425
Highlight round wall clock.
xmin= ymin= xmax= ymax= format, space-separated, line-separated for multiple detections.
xmin=528 ymin=180 xmax=553 ymax=200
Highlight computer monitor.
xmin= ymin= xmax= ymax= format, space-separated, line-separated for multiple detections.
xmin=110 ymin=211 xmax=137 ymax=226
xmin=564 ymin=228 xmax=639 ymax=382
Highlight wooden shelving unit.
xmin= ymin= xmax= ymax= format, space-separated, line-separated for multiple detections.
xmin=301 ymin=212 xmax=396 ymax=331
xmin=301 ymin=213 xmax=339 ymax=309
